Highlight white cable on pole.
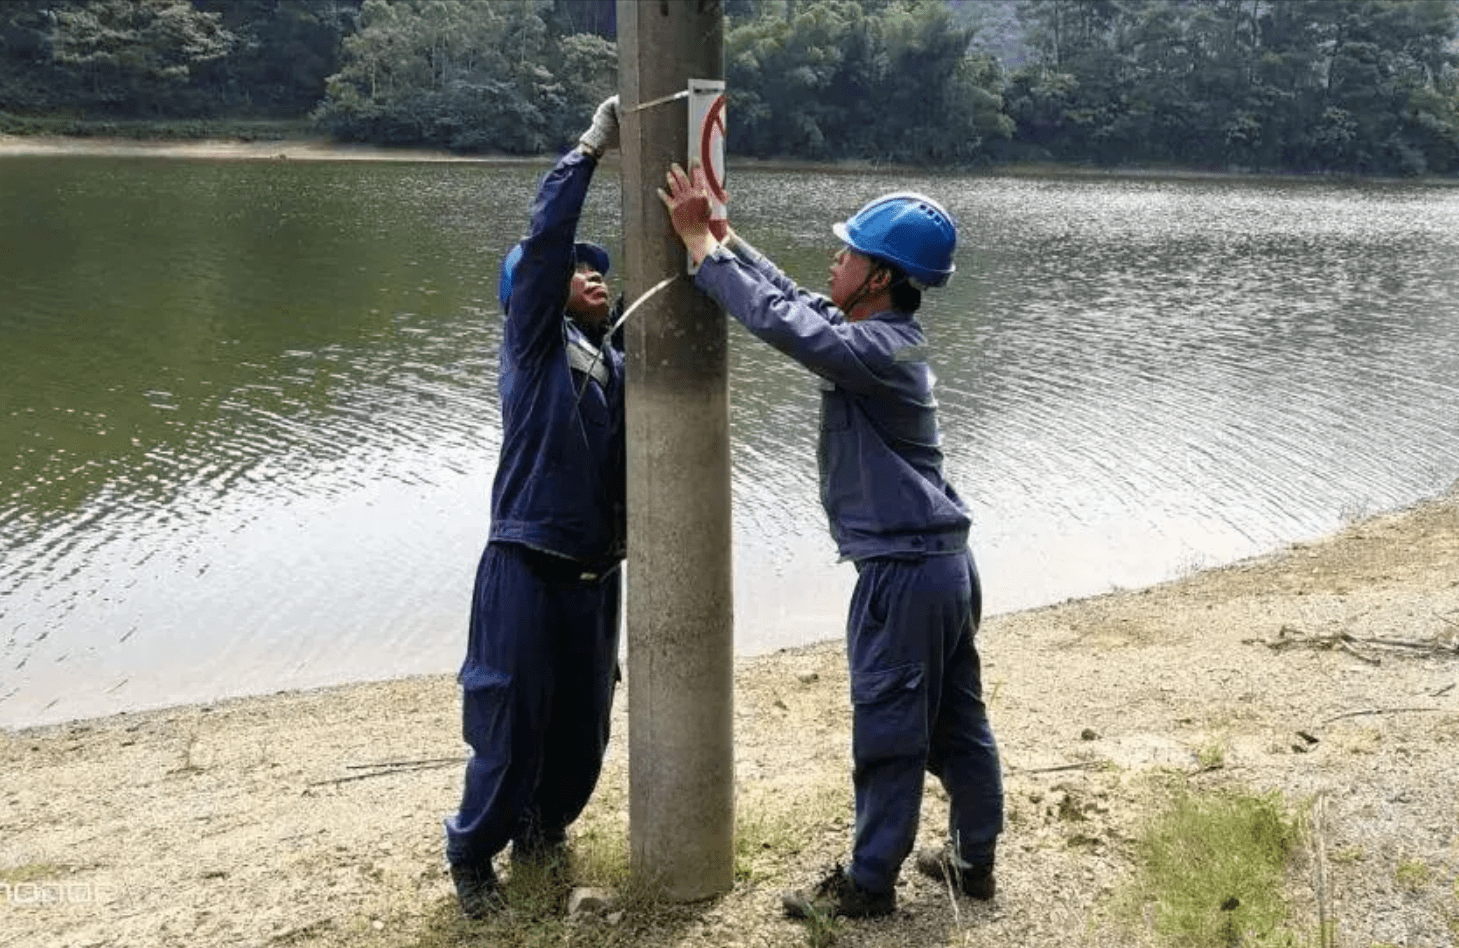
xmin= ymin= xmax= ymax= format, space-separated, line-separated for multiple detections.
xmin=627 ymin=89 xmax=690 ymax=113
xmin=609 ymin=274 xmax=677 ymax=337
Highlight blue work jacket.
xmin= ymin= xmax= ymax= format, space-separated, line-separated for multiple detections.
xmin=695 ymin=244 xmax=971 ymax=562
xmin=488 ymin=150 xmax=625 ymax=565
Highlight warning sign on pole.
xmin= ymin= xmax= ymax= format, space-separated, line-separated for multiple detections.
xmin=687 ymin=79 xmax=726 ymax=274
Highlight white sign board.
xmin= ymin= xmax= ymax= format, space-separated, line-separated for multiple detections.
xmin=687 ymin=79 xmax=727 ymax=274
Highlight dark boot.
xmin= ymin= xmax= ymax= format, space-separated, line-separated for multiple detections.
xmin=510 ymin=836 xmax=572 ymax=888
xmin=781 ymin=864 xmax=896 ymax=919
xmin=511 ymin=818 xmax=571 ymax=885
xmin=449 ymin=861 xmax=502 ymax=919
xmin=915 ymin=845 xmax=995 ymax=900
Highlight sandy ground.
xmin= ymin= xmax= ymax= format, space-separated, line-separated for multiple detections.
xmin=3 ymin=481 xmax=1457 ymax=948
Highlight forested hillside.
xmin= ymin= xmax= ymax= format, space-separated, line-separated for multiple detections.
xmin=2 ymin=0 xmax=1457 ymax=175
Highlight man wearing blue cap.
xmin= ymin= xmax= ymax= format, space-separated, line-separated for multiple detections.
xmin=444 ymin=95 xmax=625 ymax=919
xmin=659 ymin=163 xmax=1004 ymax=921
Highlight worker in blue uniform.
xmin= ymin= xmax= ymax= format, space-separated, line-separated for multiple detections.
xmin=444 ymin=96 xmax=625 ymax=919
xmin=659 ymin=162 xmax=1004 ymax=920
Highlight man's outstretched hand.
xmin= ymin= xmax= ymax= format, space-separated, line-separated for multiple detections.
xmin=658 ymin=162 xmax=723 ymax=266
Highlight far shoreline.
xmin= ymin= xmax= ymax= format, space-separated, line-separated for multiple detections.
xmin=5 ymin=130 xmax=1459 ymax=187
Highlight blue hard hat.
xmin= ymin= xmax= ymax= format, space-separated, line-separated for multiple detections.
xmin=497 ymin=240 xmax=611 ymax=311
xmin=832 ymin=192 xmax=957 ymax=289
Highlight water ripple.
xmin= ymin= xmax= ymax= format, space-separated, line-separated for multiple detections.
xmin=3 ymin=160 xmax=1458 ymax=725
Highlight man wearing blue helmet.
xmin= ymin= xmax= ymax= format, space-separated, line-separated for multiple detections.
xmin=444 ymin=95 xmax=625 ymax=919
xmin=660 ymin=163 xmax=1004 ymax=921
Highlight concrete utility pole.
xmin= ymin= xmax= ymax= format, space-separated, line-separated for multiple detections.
xmin=617 ymin=0 xmax=733 ymax=901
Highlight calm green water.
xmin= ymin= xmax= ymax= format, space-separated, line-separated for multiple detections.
xmin=3 ymin=155 xmax=1458 ymax=726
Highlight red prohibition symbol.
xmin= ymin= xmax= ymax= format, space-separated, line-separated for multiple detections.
xmin=699 ymin=93 xmax=728 ymax=205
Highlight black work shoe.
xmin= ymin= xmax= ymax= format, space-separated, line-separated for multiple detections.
xmin=782 ymin=864 xmax=896 ymax=919
xmin=511 ymin=816 xmax=568 ymax=869
xmin=450 ymin=861 xmax=503 ymax=919
xmin=511 ymin=838 xmax=572 ymax=888
xmin=915 ymin=846 xmax=995 ymax=900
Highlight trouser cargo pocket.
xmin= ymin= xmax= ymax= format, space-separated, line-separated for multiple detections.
xmin=851 ymin=661 xmax=927 ymax=763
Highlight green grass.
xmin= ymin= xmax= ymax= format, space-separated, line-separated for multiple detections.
xmin=403 ymin=839 xmax=671 ymax=948
xmin=734 ymin=785 xmax=846 ymax=883
xmin=800 ymin=908 xmax=844 ymax=948
xmin=389 ymin=786 xmax=853 ymax=948
xmin=0 ymin=863 xmax=66 ymax=884
xmin=1193 ymin=738 xmax=1228 ymax=772
xmin=1395 ymin=859 xmax=1433 ymax=892
xmin=1128 ymin=786 xmax=1306 ymax=948
xmin=734 ymin=808 xmax=792 ymax=883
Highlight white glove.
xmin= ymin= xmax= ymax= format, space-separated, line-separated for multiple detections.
xmin=579 ymin=95 xmax=620 ymax=156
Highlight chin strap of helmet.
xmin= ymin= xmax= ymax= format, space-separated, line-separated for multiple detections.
xmin=841 ymin=261 xmax=905 ymax=317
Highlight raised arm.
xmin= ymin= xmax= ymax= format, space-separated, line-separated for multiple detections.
xmin=505 ymin=150 xmax=599 ymax=363
xmin=505 ymin=96 xmax=620 ymax=363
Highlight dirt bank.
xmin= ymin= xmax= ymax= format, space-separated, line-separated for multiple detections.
xmin=3 ymin=483 xmax=1457 ymax=948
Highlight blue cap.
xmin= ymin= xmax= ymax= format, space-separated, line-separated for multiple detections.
xmin=497 ymin=241 xmax=611 ymax=311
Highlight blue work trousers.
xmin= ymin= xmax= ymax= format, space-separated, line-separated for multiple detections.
xmin=444 ymin=542 xmax=621 ymax=870
xmin=846 ymin=549 xmax=1004 ymax=894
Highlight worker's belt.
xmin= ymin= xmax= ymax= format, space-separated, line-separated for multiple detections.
xmin=516 ymin=545 xmax=621 ymax=585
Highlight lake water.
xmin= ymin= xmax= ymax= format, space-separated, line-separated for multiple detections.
xmin=3 ymin=155 xmax=1458 ymax=728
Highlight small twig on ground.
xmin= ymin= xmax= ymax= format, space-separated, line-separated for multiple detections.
xmin=344 ymin=756 xmax=460 ymax=770
xmin=1262 ymin=627 xmax=1458 ymax=660
xmin=1263 ymin=627 xmax=1353 ymax=652
xmin=308 ymin=758 xmax=461 ymax=787
xmin=1368 ymin=637 xmax=1459 ymax=652
xmin=1320 ymin=706 xmax=1442 ymax=725
xmin=1337 ymin=638 xmax=1382 ymax=665
xmin=1010 ymin=760 xmax=1105 ymax=774
xmin=944 ymin=831 xmax=964 ymax=933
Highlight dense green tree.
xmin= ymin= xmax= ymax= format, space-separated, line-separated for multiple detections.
xmin=314 ymin=0 xmax=615 ymax=153
xmin=192 ymin=1 xmax=359 ymax=115
xmin=1005 ymin=0 xmax=1459 ymax=174
xmin=1298 ymin=0 xmax=1459 ymax=172
xmin=50 ymin=0 xmax=236 ymax=114
xmin=0 ymin=2 xmax=74 ymax=113
xmin=540 ymin=0 xmax=616 ymax=40
xmin=1 ymin=0 xmax=356 ymax=119
xmin=728 ymin=0 xmax=1012 ymax=164
xmin=3 ymin=0 xmax=1456 ymax=175
xmin=949 ymin=0 xmax=1031 ymax=67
